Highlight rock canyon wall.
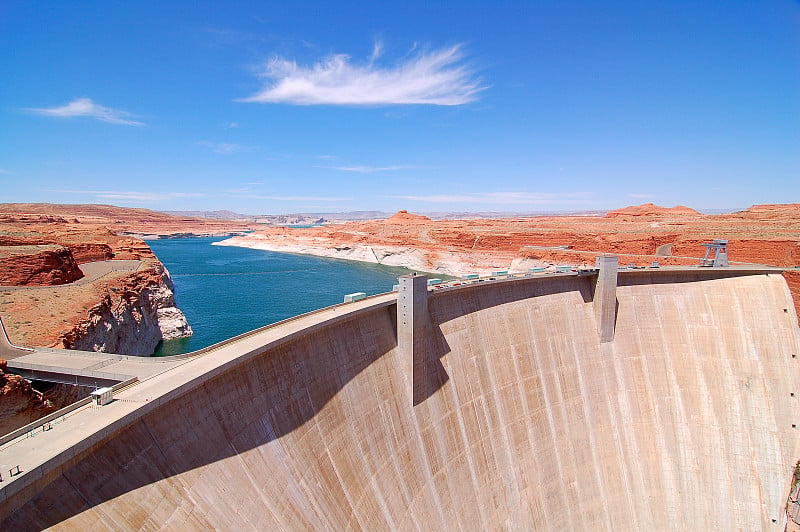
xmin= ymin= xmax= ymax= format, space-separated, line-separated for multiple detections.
xmin=0 ymin=206 xmax=209 ymax=352
xmin=218 ymin=204 xmax=800 ymax=320
xmin=58 ymin=262 xmax=192 ymax=355
xmin=0 ymin=358 xmax=54 ymax=435
xmin=0 ymin=206 xmax=207 ymax=430
xmin=0 ymin=231 xmax=192 ymax=356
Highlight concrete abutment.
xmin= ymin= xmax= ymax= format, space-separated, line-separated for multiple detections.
xmin=1 ymin=267 xmax=798 ymax=530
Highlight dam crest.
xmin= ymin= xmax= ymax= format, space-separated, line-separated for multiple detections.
xmin=0 ymin=265 xmax=799 ymax=530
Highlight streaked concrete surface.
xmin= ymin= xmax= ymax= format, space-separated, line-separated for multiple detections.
xmin=0 ymin=269 xmax=798 ymax=530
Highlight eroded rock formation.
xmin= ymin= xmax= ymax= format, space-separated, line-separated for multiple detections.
xmin=0 ymin=207 xmax=195 ymax=355
xmin=0 ymin=203 xmax=252 ymax=237
xmin=217 ymin=203 xmax=800 ymax=321
xmin=59 ymin=263 xmax=192 ymax=355
xmin=0 ymin=358 xmax=54 ymax=435
xmin=0 ymin=246 xmax=84 ymax=286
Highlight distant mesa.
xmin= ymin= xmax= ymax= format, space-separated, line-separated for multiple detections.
xmin=385 ymin=210 xmax=432 ymax=224
xmin=605 ymin=203 xmax=702 ymax=218
xmin=731 ymin=203 xmax=800 ymax=220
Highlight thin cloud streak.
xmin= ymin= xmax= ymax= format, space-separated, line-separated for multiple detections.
xmin=320 ymin=165 xmax=410 ymax=173
xmin=26 ymin=98 xmax=145 ymax=126
xmin=196 ymin=141 xmax=256 ymax=154
xmin=52 ymin=189 xmax=207 ymax=202
xmin=389 ymin=191 xmax=591 ymax=205
xmin=240 ymin=44 xmax=485 ymax=106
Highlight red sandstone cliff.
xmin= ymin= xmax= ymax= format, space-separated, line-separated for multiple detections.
xmin=220 ymin=204 xmax=800 ymax=269
xmin=217 ymin=203 xmax=800 ymax=321
xmin=0 ymin=203 xmax=252 ymax=237
xmin=0 ymin=208 xmax=194 ymax=354
xmin=0 ymin=358 xmax=55 ymax=435
xmin=56 ymin=262 xmax=192 ymax=354
xmin=0 ymin=246 xmax=84 ymax=286
xmin=385 ymin=210 xmax=432 ymax=224
xmin=605 ymin=203 xmax=702 ymax=218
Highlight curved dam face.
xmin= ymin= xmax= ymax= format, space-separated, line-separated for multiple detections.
xmin=3 ymin=271 xmax=799 ymax=530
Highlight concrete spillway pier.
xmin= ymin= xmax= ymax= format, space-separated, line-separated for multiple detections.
xmin=1 ymin=267 xmax=799 ymax=530
xmin=594 ymin=254 xmax=619 ymax=342
xmin=398 ymin=273 xmax=430 ymax=405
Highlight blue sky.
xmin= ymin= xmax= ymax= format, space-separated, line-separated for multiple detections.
xmin=1 ymin=1 xmax=798 ymax=214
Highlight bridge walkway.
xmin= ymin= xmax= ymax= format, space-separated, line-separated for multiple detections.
xmin=3 ymin=348 xmax=185 ymax=387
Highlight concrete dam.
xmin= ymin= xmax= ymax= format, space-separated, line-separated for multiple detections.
xmin=1 ymin=266 xmax=799 ymax=530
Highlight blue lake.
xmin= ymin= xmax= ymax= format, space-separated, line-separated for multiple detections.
xmin=148 ymin=237 xmax=413 ymax=356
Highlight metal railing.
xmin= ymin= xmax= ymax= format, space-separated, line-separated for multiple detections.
xmin=0 ymin=377 xmax=138 ymax=448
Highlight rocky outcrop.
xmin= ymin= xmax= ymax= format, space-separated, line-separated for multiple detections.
xmin=68 ymin=242 xmax=114 ymax=263
xmin=0 ymin=208 xmax=195 ymax=355
xmin=60 ymin=264 xmax=192 ymax=355
xmin=37 ymin=382 xmax=92 ymax=411
xmin=217 ymin=206 xmax=800 ymax=326
xmin=605 ymin=203 xmax=702 ymax=218
xmin=0 ymin=358 xmax=54 ymax=435
xmin=215 ymin=237 xmax=434 ymax=272
xmin=385 ymin=210 xmax=432 ymax=224
xmin=785 ymin=461 xmax=800 ymax=532
xmin=0 ymin=203 xmax=253 ymax=236
xmin=731 ymin=203 xmax=800 ymax=220
xmin=149 ymin=265 xmax=194 ymax=341
xmin=0 ymin=246 xmax=84 ymax=286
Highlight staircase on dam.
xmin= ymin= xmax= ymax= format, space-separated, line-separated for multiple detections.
xmin=0 ymin=263 xmax=799 ymax=530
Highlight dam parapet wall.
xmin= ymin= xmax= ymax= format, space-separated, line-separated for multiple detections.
xmin=1 ymin=267 xmax=798 ymax=530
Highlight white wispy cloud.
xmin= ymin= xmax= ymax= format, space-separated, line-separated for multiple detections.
xmin=26 ymin=98 xmax=145 ymax=126
xmin=196 ymin=141 xmax=256 ymax=154
xmin=368 ymin=40 xmax=383 ymax=66
xmin=388 ymin=191 xmax=591 ymax=205
xmin=320 ymin=165 xmax=410 ymax=173
xmin=52 ymin=189 xmax=207 ymax=202
xmin=239 ymin=44 xmax=485 ymax=106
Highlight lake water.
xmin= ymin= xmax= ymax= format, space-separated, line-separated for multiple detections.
xmin=148 ymin=237 xmax=413 ymax=356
